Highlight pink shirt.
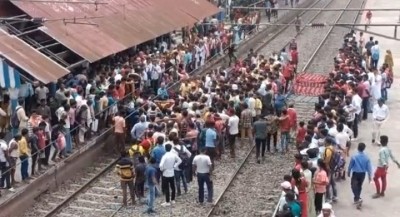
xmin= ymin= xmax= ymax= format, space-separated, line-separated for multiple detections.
xmin=113 ymin=116 xmax=126 ymax=134
xmin=314 ymin=169 xmax=329 ymax=193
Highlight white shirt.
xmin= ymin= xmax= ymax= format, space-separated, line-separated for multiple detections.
xmin=8 ymin=139 xmax=19 ymax=158
xmin=0 ymin=139 xmax=7 ymax=162
xmin=247 ymin=97 xmax=256 ymax=117
xmin=335 ymin=132 xmax=350 ymax=150
xmin=343 ymin=124 xmax=353 ymax=138
xmin=328 ymin=126 xmax=338 ymax=137
xmin=159 ymin=151 xmax=182 ymax=177
xmin=192 ymin=154 xmax=212 ymax=173
xmin=228 ymin=115 xmax=239 ymax=135
xmin=372 ymin=104 xmax=389 ymax=121
xmin=352 ymin=94 xmax=362 ymax=115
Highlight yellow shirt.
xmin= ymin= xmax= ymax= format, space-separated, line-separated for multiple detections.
xmin=255 ymin=98 xmax=262 ymax=110
xmin=18 ymin=137 xmax=30 ymax=156
xmin=128 ymin=144 xmax=145 ymax=157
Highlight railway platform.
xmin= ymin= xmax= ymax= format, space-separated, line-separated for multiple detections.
xmin=333 ymin=1 xmax=400 ymax=216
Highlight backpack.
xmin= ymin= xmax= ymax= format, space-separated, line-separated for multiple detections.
xmin=325 ymin=147 xmax=345 ymax=172
xmin=174 ymin=145 xmax=189 ymax=170
xmin=119 ymin=164 xmax=134 ymax=179
xmin=10 ymin=107 xmax=22 ymax=128
xmin=372 ymin=51 xmax=379 ymax=60
xmin=282 ymin=199 xmax=302 ymax=217
xmin=275 ymin=95 xmax=286 ymax=110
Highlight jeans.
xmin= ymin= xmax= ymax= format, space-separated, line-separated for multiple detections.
xmin=352 ymin=114 xmax=359 ymax=138
xmin=381 ymin=88 xmax=388 ymax=101
xmin=255 ymin=138 xmax=267 ymax=159
xmin=326 ymin=172 xmax=337 ymax=200
xmin=64 ymin=128 xmax=72 ymax=153
xmin=20 ymin=156 xmax=29 ymax=180
xmin=351 ymin=172 xmax=366 ymax=202
xmin=174 ymin=170 xmax=188 ymax=195
xmin=280 ymin=131 xmax=290 ymax=152
xmin=162 ymin=176 xmax=175 ymax=203
xmin=0 ymin=162 xmax=11 ymax=188
xmin=361 ymin=97 xmax=369 ymax=120
xmin=147 ymin=184 xmax=156 ymax=211
xmin=197 ymin=173 xmax=213 ymax=203
xmin=371 ymin=58 xmax=378 ymax=69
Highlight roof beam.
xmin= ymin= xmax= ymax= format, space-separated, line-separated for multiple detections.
xmin=16 ymin=28 xmax=40 ymax=36
xmin=67 ymin=59 xmax=88 ymax=70
xmin=37 ymin=42 xmax=60 ymax=50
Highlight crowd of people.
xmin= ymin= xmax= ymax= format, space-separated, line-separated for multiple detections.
xmin=0 ymin=3 xmax=267 ymax=199
xmin=275 ymin=30 xmax=397 ymax=217
xmin=109 ymin=23 xmax=302 ymax=214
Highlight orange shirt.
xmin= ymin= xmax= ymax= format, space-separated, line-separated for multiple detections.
xmin=118 ymin=83 xmax=126 ymax=99
xmin=113 ymin=116 xmax=125 ymax=133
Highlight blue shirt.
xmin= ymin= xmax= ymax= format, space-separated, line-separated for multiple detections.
xmin=151 ymin=145 xmax=166 ymax=166
xmin=348 ymin=151 xmax=372 ymax=178
xmin=145 ymin=165 xmax=157 ymax=186
xmin=205 ymin=128 xmax=217 ymax=148
xmin=131 ymin=122 xmax=149 ymax=139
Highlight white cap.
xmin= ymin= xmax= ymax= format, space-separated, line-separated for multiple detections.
xmin=322 ymin=203 xmax=333 ymax=210
xmin=280 ymin=181 xmax=292 ymax=190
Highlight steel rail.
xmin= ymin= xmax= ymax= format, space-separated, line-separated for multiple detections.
xmin=205 ymin=0 xmax=340 ymax=215
xmin=301 ymin=0 xmax=363 ymax=72
xmin=37 ymin=0 xmax=318 ymax=216
xmin=43 ymin=158 xmax=119 ymax=217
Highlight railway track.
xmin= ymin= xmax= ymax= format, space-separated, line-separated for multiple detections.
xmin=19 ymin=1 xmax=346 ymax=217
xmin=207 ymin=0 xmax=367 ymax=216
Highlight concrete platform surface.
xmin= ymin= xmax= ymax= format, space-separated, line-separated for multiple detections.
xmin=333 ymin=1 xmax=400 ymax=217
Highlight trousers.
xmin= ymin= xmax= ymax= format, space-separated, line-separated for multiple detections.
xmin=373 ymin=167 xmax=387 ymax=194
xmin=351 ymin=172 xmax=366 ymax=202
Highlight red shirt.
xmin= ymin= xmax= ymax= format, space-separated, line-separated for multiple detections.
xmin=280 ymin=115 xmax=291 ymax=132
xmin=140 ymin=138 xmax=155 ymax=153
xmin=290 ymin=50 xmax=298 ymax=65
xmin=283 ymin=64 xmax=294 ymax=79
xmin=287 ymin=108 xmax=297 ymax=128
xmin=296 ymin=127 xmax=306 ymax=144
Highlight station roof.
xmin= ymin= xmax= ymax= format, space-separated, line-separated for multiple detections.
xmin=0 ymin=29 xmax=70 ymax=83
xmin=11 ymin=0 xmax=219 ymax=63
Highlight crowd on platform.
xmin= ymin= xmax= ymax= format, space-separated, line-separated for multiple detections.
xmin=275 ymin=30 xmax=396 ymax=217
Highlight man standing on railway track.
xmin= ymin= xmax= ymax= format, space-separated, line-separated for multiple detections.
xmin=116 ymin=150 xmax=136 ymax=206
xmin=144 ymin=157 xmax=158 ymax=214
xmin=159 ymin=143 xmax=182 ymax=206
xmin=192 ymin=148 xmax=213 ymax=204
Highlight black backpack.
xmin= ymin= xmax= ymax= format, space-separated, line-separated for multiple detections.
xmin=10 ymin=107 xmax=22 ymax=128
xmin=174 ymin=145 xmax=189 ymax=170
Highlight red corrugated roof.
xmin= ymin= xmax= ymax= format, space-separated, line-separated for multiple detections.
xmin=11 ymin=0 xmax=219 ymax=62
xmin=0 ymin=30 xmax=70 ymax=83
